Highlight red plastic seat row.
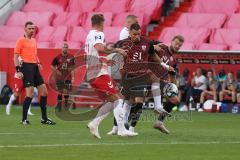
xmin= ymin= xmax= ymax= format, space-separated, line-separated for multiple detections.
xmin=172 ymin=13 xmax=227 ymax=29
xmin=6 ymin=11 xmax=146 ymax=28
xmin=210 ymin=29 xmax=240 ymax=46
xmin=158 ymin=27 xmax=211 ymax=46
xmin=22 ymin=0 xmax=68 ymax=12
xmin=190 ymin=0 xmax=240 ymax=15
xmin=0 ymin=25 xmax=126 ymax=49
xmin=6 ymin=11 xmax=54 ymax=28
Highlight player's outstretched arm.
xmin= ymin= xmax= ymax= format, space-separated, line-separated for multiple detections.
xmin=94 ymin=43 xmax=127 ymax=56
xmin=150 ymin=53 xmax=175 ymax=72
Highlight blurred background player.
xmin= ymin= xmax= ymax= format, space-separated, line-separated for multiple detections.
xmin=119 ymin=15 xmax=138 ymax=40
xmin=85 ymin=14 xmax=137 ymax=139
xmin=14 ymin=21 xmax=55 ymax=125
xmin=152 ymin=35 xmax=184 ymax=134
xmin=219 ymin=72 xmax=237 ymax=103
xmin=51 ymin=43 xmax=75 ymax=111
xmin=199 ymin=69 xmax=219 ymax=108
xmin=6 ymin=57 xmax=34 ymax=116
xmin=185 ymin=67 xmax=207 ymax=112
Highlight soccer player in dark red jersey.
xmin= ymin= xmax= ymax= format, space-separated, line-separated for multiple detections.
xmin=51 ymin=43 xmax=75 ymax=111
xmin=108 ymin=23 xmax=172 ymax=135
xmin=151 ymin=35 xmax=184 ymax=134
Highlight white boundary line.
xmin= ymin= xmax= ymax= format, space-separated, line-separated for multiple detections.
xmin=0 ymin=133 xmax=33 ymax=135
xmin=0 ymin=141 xmax=240 ymax=148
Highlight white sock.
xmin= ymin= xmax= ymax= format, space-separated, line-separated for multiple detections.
xmin=151 ymin=82 xmax=162 ymax=110
xmin=91 ymin=102 xmax=113 ymax=126
xmin=28 ymin=104 xmax=33 ymax=113
xmin=113 ymin=99 xmax=125 ymax=132
xmin=122 ymin=100 xmax=131 ymax=124
xmin=6 ymin=94 xmax=17 ymax=113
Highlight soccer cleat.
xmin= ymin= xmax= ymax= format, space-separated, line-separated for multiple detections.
xmin=153 ymin=122 xmax=170 ymax=134
xmin=197 ymin=108 xmax=203 ymax=112
xmin=87 ymin=122 xmax=101 ymax=139
xmin=41 ymin=118 xmax=56 ymax=125
xmin=21 ymin=120 xmax=30 ymax=125
xmin=107 ymin=127 xmax=118 ymax=135
xmin=27 ymin=111 xmax=34 ymax=116
xmin=6 ymin=104 xmax=10 ymax=115
xmin=154 ymin=107 xmax=172 ymax=117
xmin=129 ymin=126 xmax=139 ymax=135
xmin=117 ymin=129 xmax=138 ymax=137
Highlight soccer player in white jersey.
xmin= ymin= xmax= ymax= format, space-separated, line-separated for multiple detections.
xmin=119 ymin=15 xmax=138 ymax=40
xmin=85 ymin=14 xmax=137 ymax=139
xmin=6 ymin=57 xmax=34 ymax=115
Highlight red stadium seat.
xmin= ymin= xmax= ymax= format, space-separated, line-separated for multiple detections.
xmin=158 ymin=27 xmax=211 ymax=45
xmin=0 ymin=41 xmax=16 ymax=48
xmin=96 ymin=0 xmax=130 ymax=14
xmin=66 ymin=27 xmax=88 ymax=44
xmin=162 ymin=42 xmax=196 ymax=50
xmin=52 ymin=12 xmax=82 ymax=27
xmin=37 ymin=42 xmax=53 ymax=48
xmin=112 ymin=12 xmax=144 ymax=27
xmin=82 ymin=12 xmax=113 ymax=27
xmin=22 ymin=0 xmax=68 ymax=12
xmin=197 ymin=43 xmax=229 ymax=50
xmin=0 ymin=26 xmax=24 ymax=42
xmin=190 ymin=0 xmax=240 ymax=15
xmin=210 ymin=29 xmax=240 ymax=46
xmin=224 ymin=14 xmax=240 ymax=28
xmin=129 ymin=0 xmax=163 ymax=24
xmin=67 ymin=0 xmax=101 ymax=12
xmin=5 ymin=11 xmax=54 ymax=28
xmin=36 ymin=26 xmax=68 ymax=43
xmin=229 ymin=44 xmax=240 ymax=51
xmin=173 ymin=13 xmax=227 ymax=29
xmin=104 ymin=26 xmax=123 ymax=42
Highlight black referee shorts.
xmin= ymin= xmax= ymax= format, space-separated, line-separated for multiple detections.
xmin=22 ymin=63 xmax=44 ymax=88
xmin=121 ymin=73 xmax=151 ymax=99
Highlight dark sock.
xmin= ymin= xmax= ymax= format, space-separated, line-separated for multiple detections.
xmin=130 ymin=103 xmax=143 ymax=127
xmin=22 ymin=97 xmax=32 ymax=121
xmin=158 ymin=101 xmax=176 ymax=122
xmin=200 ymin=103 xmax=203 ymax=109
xmin=40 ymin=96 xmax=48 ymax=120
xmin=57 ymin=94 xmax=62 ymax=107
xmin=64 ymin=95 xmax=69 ymax=109
xmin=113 ymin=117 xmax=117 ymax=126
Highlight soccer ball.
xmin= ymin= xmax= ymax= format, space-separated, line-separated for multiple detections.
xmin=163 ymin=83 xmax=178 ymax=98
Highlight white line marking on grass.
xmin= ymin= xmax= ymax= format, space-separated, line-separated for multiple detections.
xmin=0 ymin=133 xmax=33 ymax=135
xmin=0 ymin=141 xmax=240 ymax=148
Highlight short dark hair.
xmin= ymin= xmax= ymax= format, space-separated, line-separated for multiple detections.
xmin=25 ymin=21 xmax=34 ymax=28
xmin=172 ymin=35 xmax=184 ymax=43
xmin=126 ymin=15 xmax=137 ymax=20
xmin=130 ymin=23 xmax=141 ymax=31
xmin=91 ymin=14 xmax=104 ymax=26
xmin=207 ymin=69 xmax=213 ymax=73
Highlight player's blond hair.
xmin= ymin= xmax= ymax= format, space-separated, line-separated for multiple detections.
xmin=172 ymin=35 xmax=184 ymax=43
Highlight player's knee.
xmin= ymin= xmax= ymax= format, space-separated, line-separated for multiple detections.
xmin=169 ymin=96 xmax=180 ymax=105
xmin=135 ymin=97 xmax=144 ymax=103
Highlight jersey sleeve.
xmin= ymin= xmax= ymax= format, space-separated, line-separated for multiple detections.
xmin=51 ymin=57 xmax=59 ymax=66
xmin=148 ymin=41 xmax=155 ymax=55
xmin=70 ymin=56 xmax=76 ymax=66
xmin=93 ymin=32 xmax=105 ymax=46
xmin=14 ymin=39 xmax=23 ymax=54
xmin=114 ymin=40 xmax=124 ymax=48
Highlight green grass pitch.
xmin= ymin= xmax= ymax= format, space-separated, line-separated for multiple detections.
xmin=0 ymin=105 xmax=240 ymax=160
